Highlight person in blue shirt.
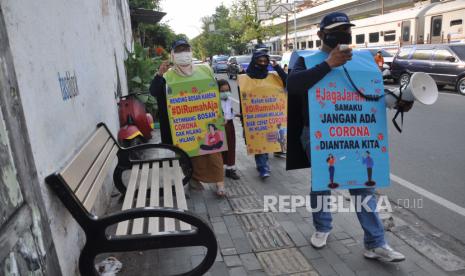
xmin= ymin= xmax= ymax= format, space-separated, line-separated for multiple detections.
xmin=286 ymin=12 xmax=405 ymax=262
xmin=362 ymin=151 xmax=375 ymax=185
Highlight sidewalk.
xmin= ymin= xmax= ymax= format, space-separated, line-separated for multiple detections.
xmin=106 ymin=120 xmax=462 ymax=276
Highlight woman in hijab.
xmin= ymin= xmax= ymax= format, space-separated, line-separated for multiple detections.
xmin=150 ymin=39 xmax=226 ymax=197
xmin=239 ymin=50 xmax=287 ymax=179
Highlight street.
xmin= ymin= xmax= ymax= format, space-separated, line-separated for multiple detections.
xmin=385 ymin=83 xmax=465 ymax=245
xmin=220 ymin=73 xmax=465 ymax=248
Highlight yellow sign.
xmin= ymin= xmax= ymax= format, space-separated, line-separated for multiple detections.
xmin=164 ymin=65 xmax=227 ymax=157
xmin=238 ymin=73 xmax=287 ymax=155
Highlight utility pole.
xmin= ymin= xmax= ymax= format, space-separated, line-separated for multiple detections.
xmin=293 ymin=5 xmax=297 ymax=49
xmin=285 ymin=0 xmax=289 ymax=51
xmin=381 ymin=0 xmax=384 ymax=15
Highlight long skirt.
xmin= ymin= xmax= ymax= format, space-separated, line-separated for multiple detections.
xmin=222 ymin=120 xmax=236 ymax=167
xmin=191 ymin=152 xmax=224 ymax=183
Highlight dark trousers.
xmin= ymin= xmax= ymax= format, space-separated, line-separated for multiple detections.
xmin=367 ymin=168 xmax=373 ymax=182
xmin=329 ymin=166 xmax=335 ymax=183
xmin=222 ymin=120 xmax=236 ymax=167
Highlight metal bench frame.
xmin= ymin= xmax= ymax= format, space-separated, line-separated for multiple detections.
xmin=45 ymin=123 xmax=217 ymax=276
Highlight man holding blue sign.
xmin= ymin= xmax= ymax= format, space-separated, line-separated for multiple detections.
xmin=287 ymin=12 xmax=406 ymax=262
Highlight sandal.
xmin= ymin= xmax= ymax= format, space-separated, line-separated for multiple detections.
xmin=216 ymin=186 xmax=226 ymax=197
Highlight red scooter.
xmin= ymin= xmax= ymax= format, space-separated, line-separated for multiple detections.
xmin=117 ymin=93 xmax=154 ymax=148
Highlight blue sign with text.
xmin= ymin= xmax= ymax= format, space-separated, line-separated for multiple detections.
xmin=304 ymin=50 xmax=390 ymax=191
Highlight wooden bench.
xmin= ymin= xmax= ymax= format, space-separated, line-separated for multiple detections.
xmin=45 ymin=123 xmax=217 ymax=276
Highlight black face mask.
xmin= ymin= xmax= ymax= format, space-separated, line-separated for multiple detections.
xmin=323 ymin=31 xmax=352 ymax=48
xmin=255 ymin=64 xmax=268 ymax=70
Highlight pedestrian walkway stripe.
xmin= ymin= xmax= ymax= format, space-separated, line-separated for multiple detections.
xmin=247 ymin=227 xmax=294 ymax=252
xmin=256 ymin=248 xmax=316 ymax=275
xmin=239 ymin=213 xmax=279 ymax=231
xmin=390 ymin=173 xmax=465 ymax=217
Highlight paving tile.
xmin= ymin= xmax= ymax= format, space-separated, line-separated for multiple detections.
xmin=247 ymin=271 xmax=267 ymax=276
xmin=210 ymin=216 xmax=224 ymax=223
xmin=232 ymin=237 xmax=253 ymax=254
xmin=226 ymin=182 xmax=256 ymax=197
xmin=298 ymin=245 xmax=322 ymax=260
xmin=229 ymin=196 xmax=264 ymax=214
xmin=224 ymin=255 xmax=242 ymax=267
xmin=308 ymin=258 xmax=337 ymax=276
xmin=239 ymin=253 xmax=262 ymax=271
xmin=339 ymin=238 xmax=359 ymax=247
xmin=318 ymin=247 xmax=345 ymax=265
xmin=217 ymin=233 xmax=235 ymax=249
xmin=290 ymin=272 xmax=320 ymax=276
xmin=256 ymin=248 xmax=315 ymax=275
xmin=194 ymin=202 xmax=207 ymax=213
xmin=216 ymin=249 xmax=223 ymax=262
xmin=228 ymin=225 xmax=246 ymax=239
xmin=333 ymin=231 xmax=351 ymax=241
xmin=408 ymin=270 xmax=434 ymax=276
xmin=207 ymin=261 xmax=229 ymax=276
xmin=221 ymin=248 xmax=238 ymax=256
xmin=281 ymin=220 xmax=310 ymax=246
xmin=246 ymin=226 xmax=294 ymax=252
xmin=229 ymin=266 xmax=248 ymax=276
xmin=239 ymin=213 xmax=280 ymax=231
xmin=393 ymin=259 xmax=423 ymax=273
xmin=223 ymin=215 xmax=240 ymax=229
xmin=331 ymin=262 xmax=355 ymax=276
xmin=327 ymin=241 xmax=351 ymax=255
xmin=213 ymin=221 xmax=229 ymax=235
xmin=413 ymin=258 xmax=449 ymax=276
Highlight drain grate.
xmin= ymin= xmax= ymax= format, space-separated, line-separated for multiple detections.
xmin=226 ymin=183 xmax=256 ymax=197
xmin=289 ymin=272 xmax=319 ymax=276
xmin=239 ymin=213 xmax=279 ymax=231
xmin=246 ymin=226 xmax=294 ymax=252
xmin=256 ymin=248 xmax=315 ymax=275
xmin=229 ymin=196 xmax=263 ymax=214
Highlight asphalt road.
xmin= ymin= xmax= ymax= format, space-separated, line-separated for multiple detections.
xmin=384 ymin=83 xmax=465 ymax=245
xmin=218 ymin=73 xmax=465 ymax=246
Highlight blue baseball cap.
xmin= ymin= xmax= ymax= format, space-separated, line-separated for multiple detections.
xmin=320 ymin=12 xmax=355 ymax=30
xmin=171 ymin=39 xmax=190 ymax=50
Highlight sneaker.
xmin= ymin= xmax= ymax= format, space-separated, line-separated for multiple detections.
xmin=225 ymin=169 xmax=240 ymax=180
xmin=260 ymin=171 xmax=270 ymax=179
xmin=273 ymin=152 xmax=286 ymax=158
xmin=364 ymin=244 xmax=405 ymax=262
xmin=310 ymin=231 xmax=330 ymax=248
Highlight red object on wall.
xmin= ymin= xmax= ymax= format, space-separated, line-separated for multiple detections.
xmin=118 ymin=95 xmax=152 ymax=140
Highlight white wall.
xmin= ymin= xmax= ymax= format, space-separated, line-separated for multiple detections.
xmin=2 ymin=0 xmax=132 ymax=274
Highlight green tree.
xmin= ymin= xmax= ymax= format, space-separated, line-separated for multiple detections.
xmin=191 ymin=1 xmax=282 ymax=56
xmin=141 ymin=23 xmax=176 ymax=49
xmin=198 ymin=5 xmax=232 ymax=57
xmin=230 ymin=0 xmax=282 ymax=45
xmin=128 ymin=0 xmax=161 ymax=10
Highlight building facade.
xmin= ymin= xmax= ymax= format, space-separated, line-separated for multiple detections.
xmin=0 ymin=0 xmax=132 ymax=274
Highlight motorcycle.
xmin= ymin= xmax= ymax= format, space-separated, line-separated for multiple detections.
xmin=117 ymin=93 xmax=154 ymax=148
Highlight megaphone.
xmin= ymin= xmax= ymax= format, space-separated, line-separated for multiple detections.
xmin=385 ymin=72 xmax=439 ymax=109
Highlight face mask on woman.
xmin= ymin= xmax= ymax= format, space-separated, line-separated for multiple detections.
xmin=220 ymin=91 xmax=232 ymax=100
xmin=173 ymin=51 xmax=193 ymax=65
